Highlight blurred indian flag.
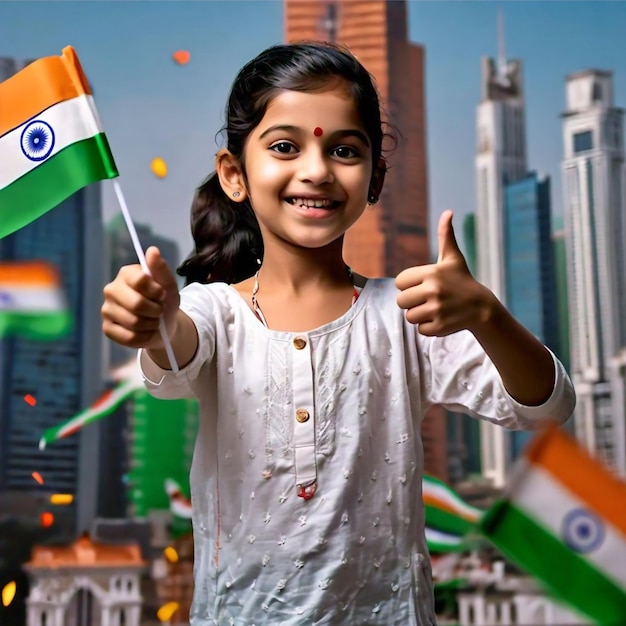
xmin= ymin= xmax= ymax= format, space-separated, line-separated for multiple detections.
xmin=0 ymin=261 xmax=71 ymax=340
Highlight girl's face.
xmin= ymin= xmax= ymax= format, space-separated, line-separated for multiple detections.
xmin=241 ymin=84 xmax=374 ymax=252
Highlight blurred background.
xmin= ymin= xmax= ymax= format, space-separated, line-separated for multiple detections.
xmin=1 ymin=1 xmax=625 ymax=625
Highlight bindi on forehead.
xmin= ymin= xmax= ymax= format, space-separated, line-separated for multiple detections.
xmin=313 ymin=127 xmax=324 ymax=137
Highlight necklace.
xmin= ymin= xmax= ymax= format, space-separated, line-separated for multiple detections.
xmin=251 ymin=266 xmax=356 ymax=329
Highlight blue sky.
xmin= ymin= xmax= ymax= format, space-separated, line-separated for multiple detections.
xmin=1 ymin=0 xmax=625 ymax=264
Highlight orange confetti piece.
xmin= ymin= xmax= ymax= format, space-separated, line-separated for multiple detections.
xmin=24 ymin=394 xmax=36 ymax=406
xmin=2 ymin=581 xmax=16 ymax=607
xmin=164 ymin=546 xmax=179 ymax=563
xmin=40 ymin=512 xmax=54 ymax=528
xmin=31 ymin=471 xmax=44 ymax=485
xmin=157 ymin=601 xmax=179 ymax=622
xmin=50 ymin=493 xmax=73 ymax=505
xmin=172 ymin=50 xmax=190 ymax=65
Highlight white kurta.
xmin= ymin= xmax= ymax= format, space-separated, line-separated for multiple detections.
xmin=138 ymin=277 xmax=575 ymax=626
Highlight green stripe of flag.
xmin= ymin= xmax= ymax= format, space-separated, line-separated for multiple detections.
xmin=0 ymin=310 xmax=72 ymax=340
xmin=0 ymin=134 xmax=118 ymax=239
xmin=480 ymin=500 xmax=626 ymax=625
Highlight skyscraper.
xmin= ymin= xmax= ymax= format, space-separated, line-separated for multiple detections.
xmin=0 ymin=56 xmax=106 ymax=534
xmin=475 ymin=16 xmax=527 ymax=302
xmin=97 ymin=217 xmax=182 ymax=519
xmin=474 ymin=14 xmax=528 ymax=486
xmin=503 ymin=172 xmax=558 ymax=458
xmin=285 ymin=0 xmax=430 ymax=276
xmin=561 ymin=69 xmax=626 ymax=473
xmin=284 ymin=0 xmax=449 ymax=481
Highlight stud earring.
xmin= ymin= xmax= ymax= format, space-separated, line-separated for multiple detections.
xmin=232 ymin=191 xmax=241 ymax=198
xmin=368 ymin=194 xmax=378 ymax=205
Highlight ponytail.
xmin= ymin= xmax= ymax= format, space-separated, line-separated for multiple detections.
xmin=176 ymin=173 xmax=263 ymax=286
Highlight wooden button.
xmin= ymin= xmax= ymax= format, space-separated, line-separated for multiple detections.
xmin=293 ymin=336 xmax=307 ymax=350
xmin=295 ymin=408 xmax=310 ymax=423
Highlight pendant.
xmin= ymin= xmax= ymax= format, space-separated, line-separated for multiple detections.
xmin=297 ymin=481 xmax=317 ymax=500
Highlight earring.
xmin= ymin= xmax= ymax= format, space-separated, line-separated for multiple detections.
xmin=232 ymin=191 xmax=241 ymax=198
xmin=368 ymin=194 xmax=378 ymax=205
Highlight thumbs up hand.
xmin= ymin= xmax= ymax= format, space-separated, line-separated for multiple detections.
xmin=395 ymin=210 xmax=495 ymax=336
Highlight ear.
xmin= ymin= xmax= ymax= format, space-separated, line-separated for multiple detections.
xmin=215 ymin=149 xmax=248 ymax=202
xmin=368 ymin=156 xmax=387 ymax=204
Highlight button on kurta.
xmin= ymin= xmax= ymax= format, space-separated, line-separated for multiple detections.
xmin=293 ymin=336 xmax=307 ymax=350
xmin=295 ymin=408 xmax=310 ymax=423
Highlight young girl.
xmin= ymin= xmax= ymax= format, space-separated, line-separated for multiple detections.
xmin=102 ymin=42 xmax=575 ymax=625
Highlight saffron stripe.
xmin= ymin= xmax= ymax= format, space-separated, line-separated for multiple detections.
xmin=0 ymin=47 xmax=91 ymax=138
xmin=526 ymin=426 xmax=626 ymax=536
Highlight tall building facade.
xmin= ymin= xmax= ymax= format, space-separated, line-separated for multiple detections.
xmin=97 ymin=216 xmax=182 ymax=519
xmin=561 ymin=69 xmax=626 ymax=473
xmin=284 ymin=0 xmax=450 ymax=481
xmin=504 ymin=173 xmax=559 ymax=458
xmin=474 ymin=15 xmax=530 ymax=486
xmin=0 ymin=56 xmax=106 ymax=533
xmin=284 ymin=0 xmax=430 ymax=276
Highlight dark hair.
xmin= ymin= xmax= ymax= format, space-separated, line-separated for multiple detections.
xmin=177 ymin=41 xmax=394 ymax=286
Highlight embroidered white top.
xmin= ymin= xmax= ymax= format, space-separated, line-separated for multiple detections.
xmin=138 ymin=277 xmax=575 ymax=626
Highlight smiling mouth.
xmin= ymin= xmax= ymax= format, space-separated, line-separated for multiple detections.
xmin=285 ymin=197 xmax=340 ymax=209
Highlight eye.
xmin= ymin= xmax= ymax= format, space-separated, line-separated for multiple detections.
xmin=332 ymin=145 xmax=360 ymax=159
xmin=269 ymin=141 xmax=297 ymax=154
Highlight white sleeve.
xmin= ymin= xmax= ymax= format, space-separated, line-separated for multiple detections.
xmin=419 ymin=330 xmax=576 ymax=430
xmin=137 ymin=282 xmax=218 ymax=400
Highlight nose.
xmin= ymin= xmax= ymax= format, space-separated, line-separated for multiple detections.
xmin=297 ymin=148 xmax=334 ymax=185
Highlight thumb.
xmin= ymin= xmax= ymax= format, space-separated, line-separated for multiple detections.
xmin=437 ymin=210 xmax=462 ymax=263
xmin=145 ymin=246 xmax=178 ymax=290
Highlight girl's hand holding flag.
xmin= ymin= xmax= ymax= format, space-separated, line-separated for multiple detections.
xmin=101 ymin=247 xmax=198 ymax=370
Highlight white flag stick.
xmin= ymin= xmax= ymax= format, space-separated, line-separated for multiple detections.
xmin=111 ymin=179 xmax=179 ymax=373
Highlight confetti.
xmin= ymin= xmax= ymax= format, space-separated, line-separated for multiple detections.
xmin=164 ymin=546 xmax=179 ymax=563
xmin=24 ymin=394 xmax=36 ymax=406
xmin=172 ymin=50 xmax=190 ymax=65
xmin=31 ymin=471 xmax=44 ymax=485
xmin=151 ymin=157 xmax=168 ymax=179
xmin=157 ymin=601 xmax=179 ymax=622
xmin=40 ymin=512 xmax=54 ymax=528
xmin=50 ymin=493 xmax=73 ymax=505
xmin=1 ymin=581 xmax=16 ymax=607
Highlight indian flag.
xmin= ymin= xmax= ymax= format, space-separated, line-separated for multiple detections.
xmin=479 ymin=426 xmax=626 ymax=625
xmin=425 ymin=527 xmax=473 ymax=553
xmin=39 ymin=378 xmax=142 ymax=449
xmin=423 ymin=474 xmax=484 ymax=536
xmin=0 ymin=261 xmax=71 ymax=339
xmin=0 ymin=46 xmax=118 ymax=239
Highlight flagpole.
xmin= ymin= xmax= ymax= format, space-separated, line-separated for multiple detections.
xmin=111 ymin=180 xmax=179 ymax=373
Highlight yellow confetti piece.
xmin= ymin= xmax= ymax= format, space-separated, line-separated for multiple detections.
xmin=157 ymin=601 xmax=179 ymax=622
xmin=164 ymin=546 xmax=179 ymax=563
xmin=50 ymin=493 xmax=73 ymax=505
xmin=2 ymin=581 xmax=16 ymax=607
xmin=151 ymin=157 xmax=167 ymax=179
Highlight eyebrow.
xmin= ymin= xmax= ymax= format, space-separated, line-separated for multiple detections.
xmin=258 ymin=124 xmax=370 ymax=146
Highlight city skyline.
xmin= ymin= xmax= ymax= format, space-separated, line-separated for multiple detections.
xmin=1 ymin=1 xmax=625 ymax=265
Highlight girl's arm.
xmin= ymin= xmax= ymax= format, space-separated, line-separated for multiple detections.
xmin=397 ymin=210 xmax=567 ymax=408
xmin=467 ymin=295 xmax=555 ymax=406
xmin=146 ymin=308 xmax=199 ymax=371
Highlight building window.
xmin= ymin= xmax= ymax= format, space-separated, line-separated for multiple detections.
xmin=573 ymin=130 xmax=593 ymax=153
xmin=41 ymin=613 xmax=47 ymax=626
xmin=120 ymin=608 xmax=126 ymax=626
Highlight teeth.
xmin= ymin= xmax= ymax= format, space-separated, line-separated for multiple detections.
xmin=290 ymin=198 xmax=334 ymax=208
